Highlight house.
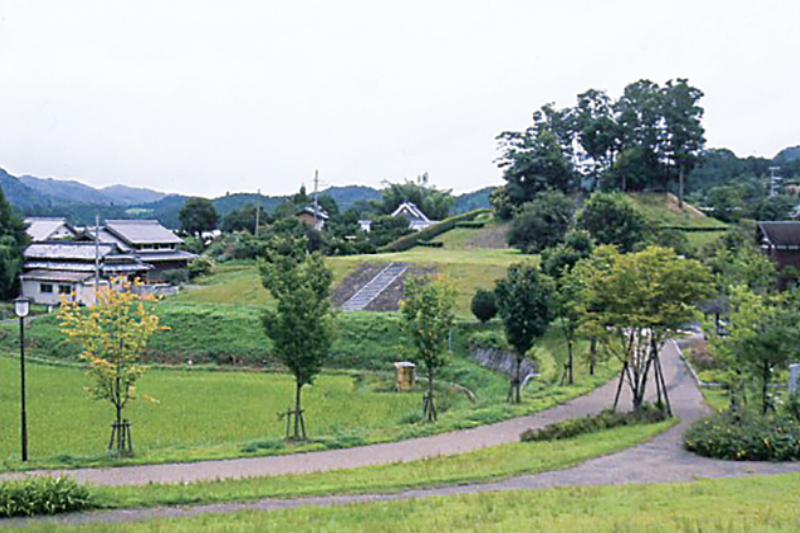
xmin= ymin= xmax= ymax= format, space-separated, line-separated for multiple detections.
xmin=24 ymin=217 xmax=78 ymax=242
xmin=758 ymin=221 xmax=800 ymax=283
xmin=20 ymin=241 xmax=150 ymax=306
xmin=78 ymin=220 xmax=197 ymax=281
xmin=359 ymin=201 xmax=438 ymax=233
xmin=297 ymin=205 xmax=329 ymax=231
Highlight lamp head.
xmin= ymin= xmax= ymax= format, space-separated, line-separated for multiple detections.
xmin=14 ymin=296 xmax=30 ymax=318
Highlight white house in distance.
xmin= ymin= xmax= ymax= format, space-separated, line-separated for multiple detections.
xmin=24 ymin=217 xmax=78 ymax=242
xmin=358 ymin=201 xmax=438 ymax=233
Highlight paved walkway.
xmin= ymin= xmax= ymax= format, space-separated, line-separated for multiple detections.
xmin=3 ymin=340 xmax=800 ymax=527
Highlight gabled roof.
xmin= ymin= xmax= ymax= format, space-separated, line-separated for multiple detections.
xmin=299 ymin=205 xmax=329 ymax=220
xmin=758 ymin=221 xmax=800 ymax=249
xmin=24 ymin=217 xmax=77 ymax=242
xmin=391 ymin=201 xmax=430 ymax=222
xmin=104 ymin=220 xmax=183 ymax=246
xmin=75 ymin=227 xmax=132 ymax=252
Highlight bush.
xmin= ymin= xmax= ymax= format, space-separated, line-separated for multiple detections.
xmin=188 ymin=255 xmax=216 ymax=279
xmin=378 ymin=208 xmax=492 ymax=253
xmin=683 ymin=411 xmax=800 ymax=461
xmin=521 ymin=405 xmax=668 ymax=442
xmin=0 ymin=476 xmax=92 ymax=518
xmin=469 ymin=329 xmax=509 ymax=350
xmin=471 ymin=289 xmax=497 ymax=323
xmin=162 ymin=269 xmax=190 ymax=285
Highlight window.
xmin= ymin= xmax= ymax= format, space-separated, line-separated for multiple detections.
xmin=58 ymin=284 xmax=73 ymax=294
xmin=40 ymin=283 xmax=53 ymax=293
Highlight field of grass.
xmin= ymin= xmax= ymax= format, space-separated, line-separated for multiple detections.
xmin=0 ymin=328 xmax=615 ymax=470
xmin=19 ymin=473 xmax=800 ymax=532
xmin=628 ymin=192 xmax=728 ymax=229
xmin=93 ymin=420 xmax=675 ymax=509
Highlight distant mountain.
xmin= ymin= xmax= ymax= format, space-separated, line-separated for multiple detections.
xmin=19 ymin=175 xmax=114 ymax=205
xmin=101 ymin=184 xmax=167 ymax=206
xmin=775 ymin=146 xmax=800 ymax=162
xmin=323 ymin=185 xmax=382 ymax=210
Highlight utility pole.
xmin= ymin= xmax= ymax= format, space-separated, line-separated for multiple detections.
xmin=313 ymin=170 xmax=319 ymax=226
xmin=254 ymin=188 xmax=260 ymax=236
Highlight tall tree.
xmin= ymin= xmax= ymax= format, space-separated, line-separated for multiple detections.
xmin=260 ymin=238 xmax=336 ymax=439
xmin=58 ymin=279 xmax=162 ymax=456
xmin=0 ymin=185 xmax=29 ymax=299
xmin=401 ymin=274 xmax=457 ymax=422
xmin=179 ymin=197 xmax=218 ymax=238
xmin=379 ymin=176 xmax=454 ymax=220
xmin=495 ymin=264 xmax=551 ymax=403
xmin=574 ymin=89 xmax=619 ymax=189
xmin=580 ymin=245 xmax=712 ymax=411
xmin=660 ymin=79 xmax=705 ymax=207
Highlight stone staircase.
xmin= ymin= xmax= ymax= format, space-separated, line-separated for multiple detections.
xmin=341 ymin=262 xmax=408 ymax=312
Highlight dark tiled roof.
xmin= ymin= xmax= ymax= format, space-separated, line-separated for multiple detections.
xmin=759 ymin=221 xmax=800 ymax=248
xmin=105 ymin=220 xmax=183 ymax=246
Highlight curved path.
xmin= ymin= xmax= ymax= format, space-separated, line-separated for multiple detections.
xmin=3 ymin=340 xmax=800 ymax=527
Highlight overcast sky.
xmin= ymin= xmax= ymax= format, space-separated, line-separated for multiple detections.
xmin=1 ymin=1 xmax=798 ymax=198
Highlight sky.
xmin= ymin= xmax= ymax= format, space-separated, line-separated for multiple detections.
xmin=1 ymin=0 xmax=799 ymax=199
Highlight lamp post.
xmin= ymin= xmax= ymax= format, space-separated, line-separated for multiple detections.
xmin=14 ymin=296 xmax=30 ymax=462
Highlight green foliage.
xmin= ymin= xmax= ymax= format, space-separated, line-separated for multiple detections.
xmin=684 ymin=411 xmax=800 ymax=461
xmin=468 ymin=329 xmax=509 ymax=350
xmin=521 ymin=405 xmax=667 ymax=442
xmin=187 ymin=255 xmax=215 ymax=279
xmin=379 ymin=175 xmax=455 ymax=220
xmin=261 ymin=240 xmax=337 ymax=437
xmin=0 ymin=183 xmax=29 ymax=299
xmin=162 ymin=268 xmax=190 ymax=285
xmin=179 ymin=196 xmax=218 ymax=237
xmin=400 ymin=274 xmax=457 ymax=422
xmin=576 ymin=192 xmax=646 ymax=252
xmin=0 ymin=476 xmax=92 ymax=518
xmin=220 ymin=203 xmax=271 ymax=233
xmin=495 ymin=264 xmax=551 ymax=402
xmin=470 ymin=288 xmax=497 ymax=323
xmin=507 ymin=190 xmax=574 ymax=253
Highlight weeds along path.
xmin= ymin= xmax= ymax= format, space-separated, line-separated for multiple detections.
xmin=3 ymin=341 xmax=800 ymax=527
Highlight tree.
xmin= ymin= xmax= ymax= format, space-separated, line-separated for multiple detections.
xmin=179 ymin=197 xmax=218 ymax=239
xmin=575 ymin=192 xmax=646 ymax=253
xmin=221 ymin=204 xmax=271 ymax=234
xmin=495 ymin=264 xmax=551 ymax=403
xmin=471 ymin=288 xmax=497 ymax=323
xmin=507 ymin=190 xmax=574 ymax=253
xmin=58 ymin=279 xmax=162 ymax=456
xmin=580 ymin=246 xmax=712 ymax=411
xmin=400 ymin=274 xmax=457 ymax=422
xmin=260 ymin=238 xmax=336 ymax=439
xmin=379 ymin=176 xmax=454 ymax=220
xmin=0 ymin=185 xmax=29 ymax=299
xmin=660 ymin=79 xmax=705 ymax=207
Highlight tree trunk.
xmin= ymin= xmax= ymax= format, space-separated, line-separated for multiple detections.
xmin=762 ymin=361 xmax=771 ymax=415
xmin=678 ymin=167 xmax=684 ymax=209
xmin=294 ymin=380 xmax=303 ymax=439
xmin=589 ymin=336 xmax=596 ymax=376
xmin=115 ymin=375 xmax=122 ymax=455
xmin=425 ymin=364 xmax=436 ymax=422
xmin=567 ymin=339 xmax=574 ymax=385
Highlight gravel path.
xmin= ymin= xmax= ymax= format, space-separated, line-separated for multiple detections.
xmin=3 ymin=340 xmax=799 ymax=527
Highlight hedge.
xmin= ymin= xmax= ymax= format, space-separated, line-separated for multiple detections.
xmin=378 ymin=208 xmax=493 ymax=253
xmin=521 ymin=405 xmax=668 ymax=442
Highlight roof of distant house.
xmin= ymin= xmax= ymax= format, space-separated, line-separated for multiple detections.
xmin=24 ymin=242 xmax=117 ymax=261
xmin=299 ymin=205 xmax=329 ymax=220
xmin=759 ymin=221 xmax=800 ymax=249
xmin=24 ymin=217 xmax=77 ymax=242
xmin=104 ymin=219 xmax=183 ymax=246
xmin=391 ymin=201 xmax=430 ymax=222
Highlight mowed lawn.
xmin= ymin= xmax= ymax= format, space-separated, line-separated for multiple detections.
xmin=175 ymin=245 xmax=530 ymax=316
xmin=0 ymin=356 xmax=418 ymax=467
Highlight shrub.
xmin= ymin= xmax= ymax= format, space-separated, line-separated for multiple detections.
xmin=471 ymin=289 xmax=497 ymax=323
xmin=188 ymin=255 xmax=216 ymax=279
xmin=162 ymin=269 xmax=190 ymax=285
xmin=0 ymin=476 xmax=92 ymax=518
xmin=469 ymin=329 xmax=509 ymax=350
xmin=684 ymin=411 xmax=800 ymax=461
xmin=521 ymin=405 xmax=668 ymax=442
xmin=378 ymin=208 xmax=492 ymax=253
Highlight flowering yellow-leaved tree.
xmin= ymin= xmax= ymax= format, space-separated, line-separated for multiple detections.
xmin=59 ymin=278 xmax=162 ymax=456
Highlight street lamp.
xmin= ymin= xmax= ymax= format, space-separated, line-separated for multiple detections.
xmin=14 ymin=296 xmax=30 ymax=462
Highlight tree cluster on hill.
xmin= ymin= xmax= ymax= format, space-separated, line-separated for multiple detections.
xmin=493 ymin=78 xmax=705 ymax=214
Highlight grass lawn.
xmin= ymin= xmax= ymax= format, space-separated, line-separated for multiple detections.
xmin=628 ymin=192 xmax=728 ymax=229
xmin=0 ymin=341 xmax=616 ymax=470
xmin=19 ymin=473 xmax=800 ymax=532
xmin=93 ymin=420 xmax=676 ymax=509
